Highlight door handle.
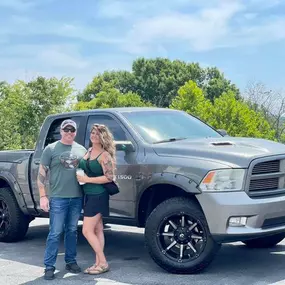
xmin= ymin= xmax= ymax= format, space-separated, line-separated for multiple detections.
xmin=34 ymin=159 xmax=40 ymax=165
xmin=135 ymin=173 xmax=143 ymax=181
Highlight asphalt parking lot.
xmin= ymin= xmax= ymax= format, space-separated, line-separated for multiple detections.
xmin=1 ymin=218 xmax=285 ymax=285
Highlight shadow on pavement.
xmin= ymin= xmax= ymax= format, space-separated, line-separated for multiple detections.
xmin=1 ymin=219 xmax=285 ymax=285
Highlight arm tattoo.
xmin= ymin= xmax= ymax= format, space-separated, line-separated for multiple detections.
xmin=38 ymin=165 xmax=48 ymax=187
xmin=102 ymin=153 xmax=114 ymax=181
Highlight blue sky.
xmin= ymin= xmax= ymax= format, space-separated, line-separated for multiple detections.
xmin=0 ymin=0 xmax=285 ymax=94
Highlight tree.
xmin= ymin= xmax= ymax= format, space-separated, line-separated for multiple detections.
xmin=131 ymin=58 xmax=207 ymax=107
xmin=0 ymin=84 xmax=24 ymax=150
xmin=77 ymin=57 xmax=239 ymax=107
xmin=170 ymin=80 xmax=213 ymax=122
xmin=0 ymin=76 xmax=75 ymax=150
xmin=243 ymin=80 xmax=285 ymax=141
xmin=74 ymin=82 xmax=152 ymax=110
xmin=0 ymin=81 xmax=8 ymax=99
xmin=170 ymin=80 xmax=275 ymax=140
xmin=77 ymin=71 xmax=135 ymax=102
xmin=203 ymin=74 xmax=240 ymax=102
xmin=210 ymin=91 xmax=275 ymax=139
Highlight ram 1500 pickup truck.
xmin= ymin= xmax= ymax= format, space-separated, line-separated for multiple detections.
xmin=1 ymin=107 xmax=285 ymax=274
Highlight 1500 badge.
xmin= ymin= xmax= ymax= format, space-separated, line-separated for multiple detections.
xmin=115 ymin=175 xmax=132 ymax=180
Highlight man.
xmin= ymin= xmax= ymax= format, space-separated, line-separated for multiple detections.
xmin=37 ymin=119 xmax=87 ymax=280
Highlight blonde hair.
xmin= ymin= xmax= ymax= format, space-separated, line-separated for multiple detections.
xmin=91 ymin=124 xmax=116 ymax=163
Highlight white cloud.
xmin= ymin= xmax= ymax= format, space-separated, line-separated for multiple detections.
xmin=3 ymin=0 xmax=283 ymax=56
xmin=0 ymin=17 xmax=121 ymax=45
xmin=95 ymin=0 xmax=193 ymax=19
xmin=113 ymin=0 xmax=285 ymax=53
xmin=0 ymin=0 xmax=56 ymax=11
xmin=96 ymin=0 xmax=134 ymax=19
xmin=37 ymin=47 xmax=89 ymax=70
xmin=56 ymin=24 xmax=121 ymax=44
xmin=0 ymin=43 xmax=133 ymax=90
xmin=248 ymin=0 xmax=282 ymax=9
xmin=1 ymin=0 xmax=285 ymax=92
xmin=0 ymin=44 xmax=88 ymax=71
xmin=230 ymin=17 xmax=285 ymax=46
xmin=122 ymin=1 xmax=245 ymax=53
xmin=243 ymin=13 xmax=258 ymax=20
xmin=0 ymin=0 xmax=35 ymax=11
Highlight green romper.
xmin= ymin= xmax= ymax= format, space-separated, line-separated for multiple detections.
xmin=79 ymin=153 xmax=109 ymax=217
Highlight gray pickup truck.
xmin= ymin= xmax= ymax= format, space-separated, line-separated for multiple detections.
xmin=1 ymin=107 xmax=285 ymax=274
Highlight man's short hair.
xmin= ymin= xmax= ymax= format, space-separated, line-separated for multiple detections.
xmin=60 ymin=119 xmax=77 ymax=130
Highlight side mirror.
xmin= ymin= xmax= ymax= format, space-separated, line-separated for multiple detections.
xmin=115 ymin=141 xmax=135 ymax=152
xmin=217 ymin=129 xmax=228 ymax=136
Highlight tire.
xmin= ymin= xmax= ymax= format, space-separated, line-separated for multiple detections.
xmin=0 ymin=187 xmax=30 ymax=242
xmin=145 ymin=197 xmax=220 ymax=274
xmin=242 ymin=233 xmax=285 ymax=248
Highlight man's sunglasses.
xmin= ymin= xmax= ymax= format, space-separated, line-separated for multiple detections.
xmin=63 ymin=127 xmax=76 ymax=133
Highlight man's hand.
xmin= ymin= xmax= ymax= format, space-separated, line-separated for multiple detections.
xmin=37 ymin=164 xmax=49 ymax=211
xmin=40 ymin=196 xmax=50 ymax=212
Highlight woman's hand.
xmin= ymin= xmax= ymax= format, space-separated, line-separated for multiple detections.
xmin=76 ymin=173 xmax=90 ymax=183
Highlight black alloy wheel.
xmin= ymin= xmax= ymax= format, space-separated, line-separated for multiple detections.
xmin=157 ymin=213 xmax=207 ymax=263
xmin=145 ymin=197 xmax=220 ymax=274
xmin=0 ymin=188 xmax=30 ymax=242
xmin=0 ymin=198 xmax=10 ymax=238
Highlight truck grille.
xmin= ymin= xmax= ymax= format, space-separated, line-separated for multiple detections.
xmin=248 ymin=158 xmax=285 ymax=198
xmin=249 ymin=178 xmax=279 ymax=191
xmin=252 ymin=160 xmax=280 ymax=174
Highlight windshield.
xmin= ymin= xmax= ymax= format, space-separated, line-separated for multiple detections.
xmin=121 ymin=110 xmax=222 ymax=144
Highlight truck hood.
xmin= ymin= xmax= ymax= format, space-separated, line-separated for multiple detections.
xmin=0 ymin=149 xmax=34 ymax=163
xmin=152 ymin=137 xmax=285 ymax=168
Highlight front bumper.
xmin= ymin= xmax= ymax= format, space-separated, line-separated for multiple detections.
xmin=196 ymin=191 xmax=285 ymax=243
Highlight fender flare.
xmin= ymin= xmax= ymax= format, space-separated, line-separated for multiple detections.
xmin=0 ymin=171 xmax=29 ymax=215
xmin=140 ymin=172 xmax=201 ymax=195
xmin=136 ymin=172 xmax=201 ymax=220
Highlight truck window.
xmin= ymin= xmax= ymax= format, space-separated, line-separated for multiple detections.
xmin=121 ymin=110 xmax=221 ymax=144
xmin=85 ymin=115 xmax=127 ymax=148
xmin=44 ymin=117 xmax=83 ymax=147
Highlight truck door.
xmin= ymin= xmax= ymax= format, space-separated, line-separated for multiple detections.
xmin=85 ymin=114 xmax=138 ymax=219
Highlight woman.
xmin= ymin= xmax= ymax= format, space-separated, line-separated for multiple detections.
xmin=76 ymin=123 xmax=116 ymax=275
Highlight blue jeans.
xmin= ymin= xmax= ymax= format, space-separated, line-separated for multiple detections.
xmin=44 ymin=197 xmax=83 ymax=269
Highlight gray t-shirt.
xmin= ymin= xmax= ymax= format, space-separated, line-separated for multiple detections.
xmin=40 ymin=141 xmax=87 ymax=198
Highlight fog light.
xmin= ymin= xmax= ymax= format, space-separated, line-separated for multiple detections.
xmin=229 ymin=217 xmax=247 ymax=227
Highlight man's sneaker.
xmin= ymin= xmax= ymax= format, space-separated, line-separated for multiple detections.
xmin=66 ymin=262 xmax=81 ymax=273
xmin=44 ymin=267 xmax=55 ymax=280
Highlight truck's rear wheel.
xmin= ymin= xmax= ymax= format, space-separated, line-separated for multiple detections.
xmin=0 ymin=187 xmax=30 ymax=242
xmin=145 ymin=197 xmax=220 ymax=274
xmin=242 ymin=233 xmax=285 ymax=248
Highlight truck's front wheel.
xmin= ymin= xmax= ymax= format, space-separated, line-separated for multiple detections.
xmin=0 ymin=188 xmax=30 ymax=242
xmin=145 ymin=197 xmax=220 ymax=274
xmin=242 ymin=233 xmax=285 ymax=248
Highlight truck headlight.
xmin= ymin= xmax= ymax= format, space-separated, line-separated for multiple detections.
xmin=199 ymin=169 xmax=245 ymax=192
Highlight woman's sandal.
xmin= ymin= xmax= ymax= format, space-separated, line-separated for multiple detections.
xmin=87 ymin=264 xmax=109 ymax=275
xmin=83 ymin=264 xmax=97 ymax=274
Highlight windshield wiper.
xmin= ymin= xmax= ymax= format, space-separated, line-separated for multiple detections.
xmin=153 ymin=137 xmax=187 ymax=144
